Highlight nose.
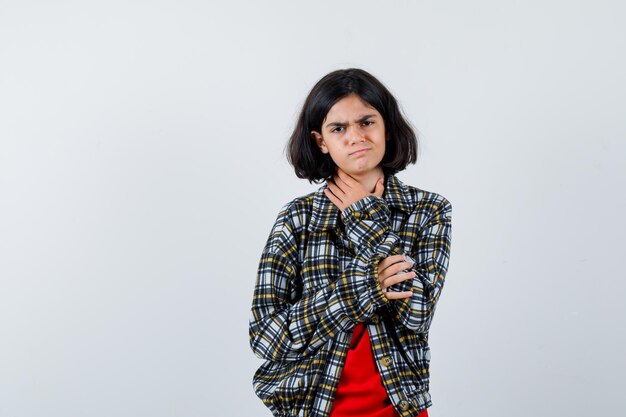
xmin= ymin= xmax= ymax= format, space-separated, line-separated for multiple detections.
xmin=345 ymin=123 xmax=365 ymax=144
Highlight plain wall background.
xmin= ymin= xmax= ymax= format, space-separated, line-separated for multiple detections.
xmin=1 ymin=1 xmax=624 ymax=416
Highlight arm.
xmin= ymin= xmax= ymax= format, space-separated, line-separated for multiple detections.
xmin=386 ymin=197 xmax=452 ymax=333
xmin=341 ymin=195 xmax=453 ymax=334
xmin=248 ymin=206 xmax=390 ymax=362
xmin=340 ymin=195 xmax=405 ymax=260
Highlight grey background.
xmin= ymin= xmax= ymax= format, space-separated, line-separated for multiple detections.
xmin=1 ymin=1 xmax=624 ymax=416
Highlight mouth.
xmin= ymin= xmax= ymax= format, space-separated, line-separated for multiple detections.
xmin=350 ymin=148 xmax=370 ymax=156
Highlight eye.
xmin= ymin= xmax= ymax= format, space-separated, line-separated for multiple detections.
xmin=362 ymin=121 xmax=374 ymax=126
xmin=331 ymin=127 xmax=344 ymax=133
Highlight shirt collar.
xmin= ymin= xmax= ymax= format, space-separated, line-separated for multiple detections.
xmin=308 ymin=173 xmax=414 ymax=233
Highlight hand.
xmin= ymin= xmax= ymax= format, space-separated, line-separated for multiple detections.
xmin=376 ymin=254 xmax=415 ymax=300
xmin=324 ymin=167 xmax=384 ymax=212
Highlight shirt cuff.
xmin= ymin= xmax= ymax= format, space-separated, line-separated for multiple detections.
xmin=340 ymin=195 xmax=391 ymax=224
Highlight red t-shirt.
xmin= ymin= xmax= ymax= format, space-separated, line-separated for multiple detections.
xmin=329 ymin=323 xmax=429 ymax=417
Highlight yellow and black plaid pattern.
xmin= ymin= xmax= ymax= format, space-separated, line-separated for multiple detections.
xmin=249 ymin=174 xmax=452 ymax=417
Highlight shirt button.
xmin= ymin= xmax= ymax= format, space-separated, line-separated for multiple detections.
xmin=381 ymin=356 xmax=392 ymax=367
xmin=371 ymin=315 xmax=380 ymax=324
xmin=398 ymin=400 xmax=410 ymax=411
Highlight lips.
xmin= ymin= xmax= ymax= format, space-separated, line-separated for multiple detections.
xmin=350 ymin=148 xmax=370 ymax=155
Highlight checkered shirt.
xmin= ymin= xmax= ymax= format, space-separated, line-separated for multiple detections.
xmin=249 ymin=173 xmax=453 ymax=417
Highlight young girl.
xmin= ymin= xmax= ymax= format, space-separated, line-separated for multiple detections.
xmin=249 ymin=68 xmax=453 ymax=417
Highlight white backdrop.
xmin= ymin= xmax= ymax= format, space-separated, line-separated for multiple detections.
xmin=1 ymin=1 xmax=624 ymax=416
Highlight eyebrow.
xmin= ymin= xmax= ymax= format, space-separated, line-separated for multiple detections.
xmin=325 ymin=114 xmax=377 ymax=129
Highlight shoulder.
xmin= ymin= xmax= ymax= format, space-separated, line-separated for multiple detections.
xmin=399 ymin=179 xmax=453 ymax=224
xmin=263 ymin=189 xmax=319 ymax=255
xmin=273 ymin=189 xmax=318 ymax=230
xmin=409 ymin=185 xmax=452 ymax=212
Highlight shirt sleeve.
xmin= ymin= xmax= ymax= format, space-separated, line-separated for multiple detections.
xmin=340 ymin=195 xmax=405 ymax=259
xmin=340 ymin=195 xmax=453 ymax=334
xmin=248 ymin=206 xmax=390 ymax=362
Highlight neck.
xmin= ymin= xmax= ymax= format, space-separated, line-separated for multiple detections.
xmin=349 ymin=167 xmax=386 ymax=194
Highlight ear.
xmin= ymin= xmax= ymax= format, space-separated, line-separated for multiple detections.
xmin=311 ymin=131 xmax=328 ymax=154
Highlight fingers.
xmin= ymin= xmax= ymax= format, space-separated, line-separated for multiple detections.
xmin=324 ymin=181 xmax=344 ymax=204
xmin=378 ymin=260 xmax=416 ymax=301
xmin=323 ymin=188 xmax=343 ymax=209
xmin=334 ymin=171 xmax=362 ymax=199
xmin=378 ymin=254 xmax=408 ymax=270
xmin=380 ymin=274 xmax=413 ymax=300
xmin=373 ymin=177 xmax=385 ymax=197
xmin=333 ymin=175 xmax=350 ymax=193
xmin=383 ymin=290 xmax=413 ymax=300
xmin=381 ymin=270 xmax=416 ymax=290
xmin=381 ymin=260 xmax=414 ymax=277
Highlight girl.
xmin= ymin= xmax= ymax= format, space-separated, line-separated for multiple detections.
xmin=249 ymin=68 xmax=453 ymax=417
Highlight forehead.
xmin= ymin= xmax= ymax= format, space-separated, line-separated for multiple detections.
xmin=325 ymin=94 xmax=379 ymax=119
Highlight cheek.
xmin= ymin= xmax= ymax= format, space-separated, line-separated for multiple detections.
xmin=377 ymin=141 xmax=386 ymax=154
xmin=326 ymin=150 xmax=343 ymax=165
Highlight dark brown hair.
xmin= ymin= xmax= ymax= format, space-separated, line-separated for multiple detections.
xmin=285 ymin=68 xmax=419 ymax=184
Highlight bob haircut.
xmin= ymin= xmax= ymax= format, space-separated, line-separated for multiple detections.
xmin=286 ymin=68 xmax=419 ymax=184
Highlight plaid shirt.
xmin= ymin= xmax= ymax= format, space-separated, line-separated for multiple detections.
xmin=249 ymin=173 xmax=453 ymax=417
